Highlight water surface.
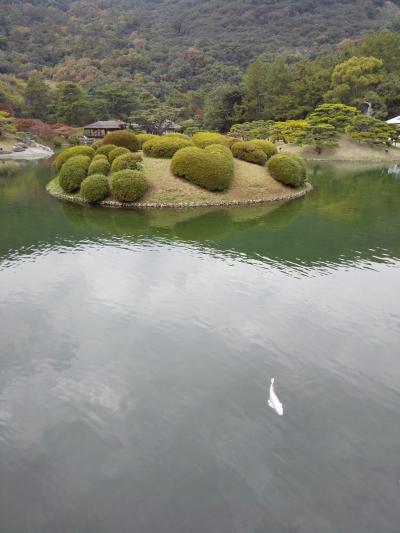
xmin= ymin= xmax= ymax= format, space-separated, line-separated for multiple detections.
xmin=1 ymin=159 xmax=400 ymax=532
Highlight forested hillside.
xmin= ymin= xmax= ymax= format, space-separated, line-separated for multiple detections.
xmin=1 ymin=0 xmax=400 ymax=132
xmin=1 ymin=0 xmax=399 ymax=92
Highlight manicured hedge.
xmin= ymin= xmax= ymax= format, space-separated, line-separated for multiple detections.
xmin=170 ymin=146 xmax=233 ymax=191
xmin=111 ymin=152 xmax=143 ymax=172
xmin=192 ymin=132 xmax=233 ymax=148
xmin=249 ymin=139 xmax=277 ymax=158
xmin=110 ymin=169 xmax=148 ymax=202
xmin=142 ymin=136 xmax=193 ymax=158
xmin=231 ymin=141 xmax=267 ymax=165
xmin=88 ymin=158 xmax=111 ymax=176
xmin=267 ymin=153 xmax=306 ymax=187
xmin=54 ymin=146 xmax=95 ymax=172
xmin=80 ymin=174 xmax=109 ymax=203
xmin=103 ymin=130 xmax=140 ymax=152
xmin=136 ymin=133 xmax=157 ymax=148
xmin=96 ymin=144 xmax=118 ymax=158
xmin=109 ymin=146 xmax=130 ymax=162
xmin=59 ymin=155 xmax=91 ymax=193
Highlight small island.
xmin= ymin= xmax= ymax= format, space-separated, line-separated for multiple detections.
xmin=47 ymin=131 xmax=310 ymax=209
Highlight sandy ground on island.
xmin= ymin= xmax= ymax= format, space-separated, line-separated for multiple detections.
xmin=140 ymin=156 xmax=302 ymax=205
xmin=280 ymin=134 xmax=400 ymax=162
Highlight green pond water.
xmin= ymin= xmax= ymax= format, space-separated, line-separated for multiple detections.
xmin=0 ymin=158 xmax=400 ymax=532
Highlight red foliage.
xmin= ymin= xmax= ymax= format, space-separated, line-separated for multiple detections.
xmin=0 ymin=103 xmax=15 ymax=116
xmin=16 ymin=119 xmax=80 ymax=140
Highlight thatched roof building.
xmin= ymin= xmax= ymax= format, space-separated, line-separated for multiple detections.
xmin=83 ymin=120 xmax=126 ymax=138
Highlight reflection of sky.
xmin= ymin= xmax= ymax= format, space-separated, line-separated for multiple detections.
xmin=1 ymin=241 xmax=400 ymax=532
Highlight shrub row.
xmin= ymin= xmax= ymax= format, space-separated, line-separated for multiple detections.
xmin=143 ymin=136 xmax=193 ymax=158
xmin=102 ymin=130 xmax=140 ymax=152
xmin=57 ymin=144 xmax=148 ymax=203
xmin=54 ymin=145 xmax=94 ymax=172
xmin=267 ymin=153 xmax=307 ymax=187
xmin=231 ymin=141 xmax=268 ymax=165
xmin=192 ymin=132 xmax=235 ymax=149
xmin=248 ymin=139 xmax=277 ymax=158
xmin=111 ymin=152 xmax=142 ymax=172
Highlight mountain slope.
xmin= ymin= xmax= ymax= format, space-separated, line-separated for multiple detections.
xmin=0 ymin=0 xmax=399 ymax=91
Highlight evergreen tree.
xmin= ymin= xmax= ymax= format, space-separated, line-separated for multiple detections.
xmin=54 ymin=82 xmax=94 ymax=126
xmin=203 ymin=85 xmax=243 ymax=132
xmin=24 ymin=75 xmax=52 ymax=121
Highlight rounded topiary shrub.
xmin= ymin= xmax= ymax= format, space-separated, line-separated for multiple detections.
xmin=102 ymin=130 xmax=140 ymax=152
xmin=289 ymin=152 xmax=307 ymax=179
xmin=136 ymin=133 xmax=157 ymax=148
xmin=54 ymin=146 xmax=95 ymax=172
xmin=192 ymin=132 xmax=232 ymax=149
xmin=204 ymin=144 xmax=234 ymax=159
xmin=91 ymin=140 xmax=103 ymax=151
xmin=267 ymin=154 xmax=306 ymax=187
xmin=96 ymin=144 xmax=118 ymax=158
xmin=249 ymin=139 xmax=277 ymax=159
xmin=170 ymin=146 xmax=233 ymax=191
xmin=88 ymin=158 xmax=111 ymax=176
xmin=80 ymin=174 xmax=110 ymax=203
xmin=142 ymin=136 xmax=193 ymax=158
xmin=231 ymin=141 xmax=268 ymax=166
xmin=163 ymin=132 xmax=189 ymax=139
xmin=111 ymin=152 xmax=143 ymax=172
xmin=93 ymin=153 xmax=108 ymax=161
xmin=109 ymin=146 xmax=130 ymax=162
xmin=110 ymin=169 xmax=148 ymax=202
xmin=59 ymin=155 xmax=91 ymax=193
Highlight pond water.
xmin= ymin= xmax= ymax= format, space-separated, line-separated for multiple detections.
xmin=1 ymin=158 xmax=400 ymax=533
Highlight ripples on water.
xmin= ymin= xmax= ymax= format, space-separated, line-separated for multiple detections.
xmin=0 ymin=161 xmax=400 ymax=532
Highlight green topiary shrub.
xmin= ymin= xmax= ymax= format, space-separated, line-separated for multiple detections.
xmin=96 ymin=144 xmax=118 ymax=158
xmin=59 ymin=155 xmax=91 ymax=193
xmin=102 ymin=130 xmax=140 ymax=152
xmin=80 ymin=174 xmax=110 ymax=203
xmin=288 ymin=152 xmax=307 ymax=179
xmin=93 ymin=153 xmax=108 ymax=161
xmin=170 ymin=146 xmax=233 ymax=191
xmin=54 ymin=145 xmax=95 ymax=172
xmin=248 ymin=139 xmax=277 ymax=158
xmin=136 ymin=133 xmax=157 ymax=148
xmin=142 ymin=136 xmax=193 ymax=158
xmin=109 ymin=146 xmax=130 ymax=162
xmin=163 ymin=132 xmax=190 ymax=139
xmin=91 ymin=140 xmax=103 ymax=151
xmin=88 ymin=158 xmax=111 ymax=176
xmin=111 ymin=152 xmax=143 ymax=172
xmin=192 ymin=132 xmax=233 ymax=148
xmin=204 ymin=144 xmax=234 ymax=159
xmin=110 ymin=169 xmax=148 ymax=202
xmin=267 ymin=153 xmax=306 ymax=187
xmin=231 ymin=141 xmax=268 ymax=165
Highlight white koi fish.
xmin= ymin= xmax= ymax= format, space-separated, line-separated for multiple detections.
xmin=268 ymin=378 xmax=284 ymax=416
